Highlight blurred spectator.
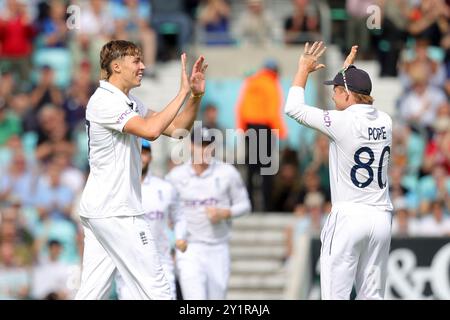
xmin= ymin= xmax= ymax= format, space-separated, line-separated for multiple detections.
xmin=391 ymin=198 xmax=419 ymax=236
xmin=35 ymin=161 xmax=75 ymax=221
xmin=398 ymin=62 xmax=447 ymax=135
xmin=345 ymin=0 xmax=374 ymax=58
xmin=24 ymin=65 xmax=64 ymax=132
xmin=30 ymin=239 xmax=75 ymax=299
xmin=202 ymin=103 xmax=222 ymax=131
xmin=421 ymin=115 xmax=450 ymax=175
xmin=0 ymin=98 xmax=22 ymax=146
xmin=416 ymin=200 xmax=450 ymax=236
xmin=295 ymin=168 xmax=331 ymax=206
xmin=389 ymin=164 xmax=420 ymax=212
xmin=0 ymin=71 xmax=16 ymax=105
xmin=233 ymin=0 xmax=276 ymax=47
xmin=0 ymin=241 xmax=30 ymax=299
xmin=375 ymin=0 xmax=411 ymax=76
xmin=399 ymin=37 xmax=447 ymax=90
xmin=284 ymin=0 xmax=320 ymax=45
xmin=38 ymin=0 xmax=69 ymax=49
xmin=0 ymin=150 xmax=40 ymax=208
xmin=391 ymin=124 xmax=425 ymax=178
xmin=112 ymin=0 xmax=157 ymax=77
xmin=35 ymin=105 xmax=74 ymax=163
xmin=151 ymin=0 xmax=193 ymax=60
xmin=50 ymin=152 xmax=85 ymax=196
xmin=306 ymin=134 xmax=330 ymax=191
xmin=197 ymin=0 xmax=233 ymax=45
xmin=62 ymin=61 xmax=94 ymax=132
xmin=72 ymin=0 xmax=114 ymax=81
xmin=284 ymin=191 xmax=326 ymax=263
xmin=0 ymin=0 xmax=37 ymax=88
xmin=408 ymin=0 xmax=449 ymax=48
xmin=271 ymin=161 xmax=302 ymax=212
xmin=31 ymin=212 xmax=81 ymax=265
xmin=417 ymin=165 xmax=450 ymax=215
xmin=235 ymin=60 xmax=287 ymax=211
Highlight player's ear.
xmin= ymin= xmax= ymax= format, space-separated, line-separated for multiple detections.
xmin=111 ymin=59 xmax=121 ymax=74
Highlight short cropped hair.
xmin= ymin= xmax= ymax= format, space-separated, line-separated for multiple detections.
xmin=100 ymin=40 xmax=142 ymax=80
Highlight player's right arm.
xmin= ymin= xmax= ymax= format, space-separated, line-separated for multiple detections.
xmin=123 ymin=54 xmax=190 ymax=141
xmin=123 ymin=90 xmax=189 ymax=141
xmin=284 ymin=41 xmax=345 ymax=140
xmin=124 ymin=54 xmax=207 ymax=141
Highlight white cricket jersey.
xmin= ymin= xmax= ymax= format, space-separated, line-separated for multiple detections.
xmin=285 ymin=86 xmax=393 ymax=211
xmin=141 ymin=173 xmax=187 ymax=256
xmin=166 ymin=160 xmax=251 ymax=244
xmin=78 ymin=80 xmax=151 ymax=218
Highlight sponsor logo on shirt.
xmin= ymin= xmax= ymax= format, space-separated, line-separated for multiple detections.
xmin=116 ymin=108 xmax=133 ymax=124
xmin=183 ymin=197 xmax=219 ymax=208
xmin=323 ymin=110 xmax=331 ymax=127
xmin=146 ymin=211 xmax=164 ymax=220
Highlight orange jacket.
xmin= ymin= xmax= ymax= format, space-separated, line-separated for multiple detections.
xmin=236 ymin=69 xmax=287 ymax=139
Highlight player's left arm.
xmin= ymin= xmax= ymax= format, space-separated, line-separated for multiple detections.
xmin=148 ymin=56 xmax=208 ymax=139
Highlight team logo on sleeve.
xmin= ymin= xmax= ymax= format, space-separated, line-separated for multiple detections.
xmin=323 ymin=111 xmax=332 ymax=127
xmin=116 ymin=108 xmax=133 ymax=124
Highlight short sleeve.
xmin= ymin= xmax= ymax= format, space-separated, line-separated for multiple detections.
xmin=87 ymin=96 xmax=139 ymax=133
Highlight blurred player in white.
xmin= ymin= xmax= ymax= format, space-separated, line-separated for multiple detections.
xmin=115 ymin=140 xmax=187 ymax=299
xmin=284 ymin=42 xmax=393 ymax=299
xmin=166 ymin=126 xmax=251 ymax=300
xmin=75 ymin=40 xmax=207 ymax=300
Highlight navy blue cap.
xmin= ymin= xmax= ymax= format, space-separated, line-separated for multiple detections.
xmin=324 ymin=65 xmax=372 ymax=95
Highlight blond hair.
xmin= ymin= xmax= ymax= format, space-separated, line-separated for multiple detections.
xmin=352 ymin=92 xmax=374 ymax=105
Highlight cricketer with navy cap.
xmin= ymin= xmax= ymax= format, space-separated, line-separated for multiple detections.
xmin=285 ymin=42 xmax=393 ymax=300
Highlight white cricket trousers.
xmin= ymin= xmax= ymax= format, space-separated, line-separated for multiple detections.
xmin=176 ymin=242 xmax=230 ymax=300
xmin=75 ymin=215 xmax=172 ymax=300
xmin=116 ymin=253 xmax=176 ymax=300
xmin=320 ymin=202 xmax=392 ymax=300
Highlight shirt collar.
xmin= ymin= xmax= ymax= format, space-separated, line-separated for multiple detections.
xmin=99 ymin=80 xmax=134 ymax=106
xmin=346 ymin=104 xmax=376 ymax=113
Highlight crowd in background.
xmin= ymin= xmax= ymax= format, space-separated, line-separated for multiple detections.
xmin=0 ymin=0 xmax=449 ymax=299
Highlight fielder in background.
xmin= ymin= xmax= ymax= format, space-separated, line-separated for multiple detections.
xmin=285 ymin=42 xmax=393 ymax=300
xmin=115 ymin=140 xmax=187 ymax=300
xmin=75 ymin=40 xmax=207 ymax=300
xmin=166 ymin=126 xmax=251 ymax=300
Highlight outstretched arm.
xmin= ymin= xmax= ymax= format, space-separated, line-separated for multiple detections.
xmin=123 ymin=54 xmax=207 ymax=141
xmin=285 ymin=41 xmax=348 ymax=141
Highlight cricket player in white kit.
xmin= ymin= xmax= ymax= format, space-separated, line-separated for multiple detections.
xmin=75 ymin=40 xmax=207 ymax=300
xmin=115 ymin=141 xmax=187 ymax=299
xmin=284 ymin=42 xmax=393 ymax=300
xmin=166 ymin=126 xmax=251 ymax=300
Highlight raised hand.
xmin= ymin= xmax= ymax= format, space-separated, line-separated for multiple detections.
xmin=190 ymin=55 xmax=208 ymax=96
xmin=180 ymin=53 xmax=190 ymax=95
xmin=298 ymin=41 xmax=327 ymax=73
xmin=343 ymin=45 xmax=358 ymax=69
